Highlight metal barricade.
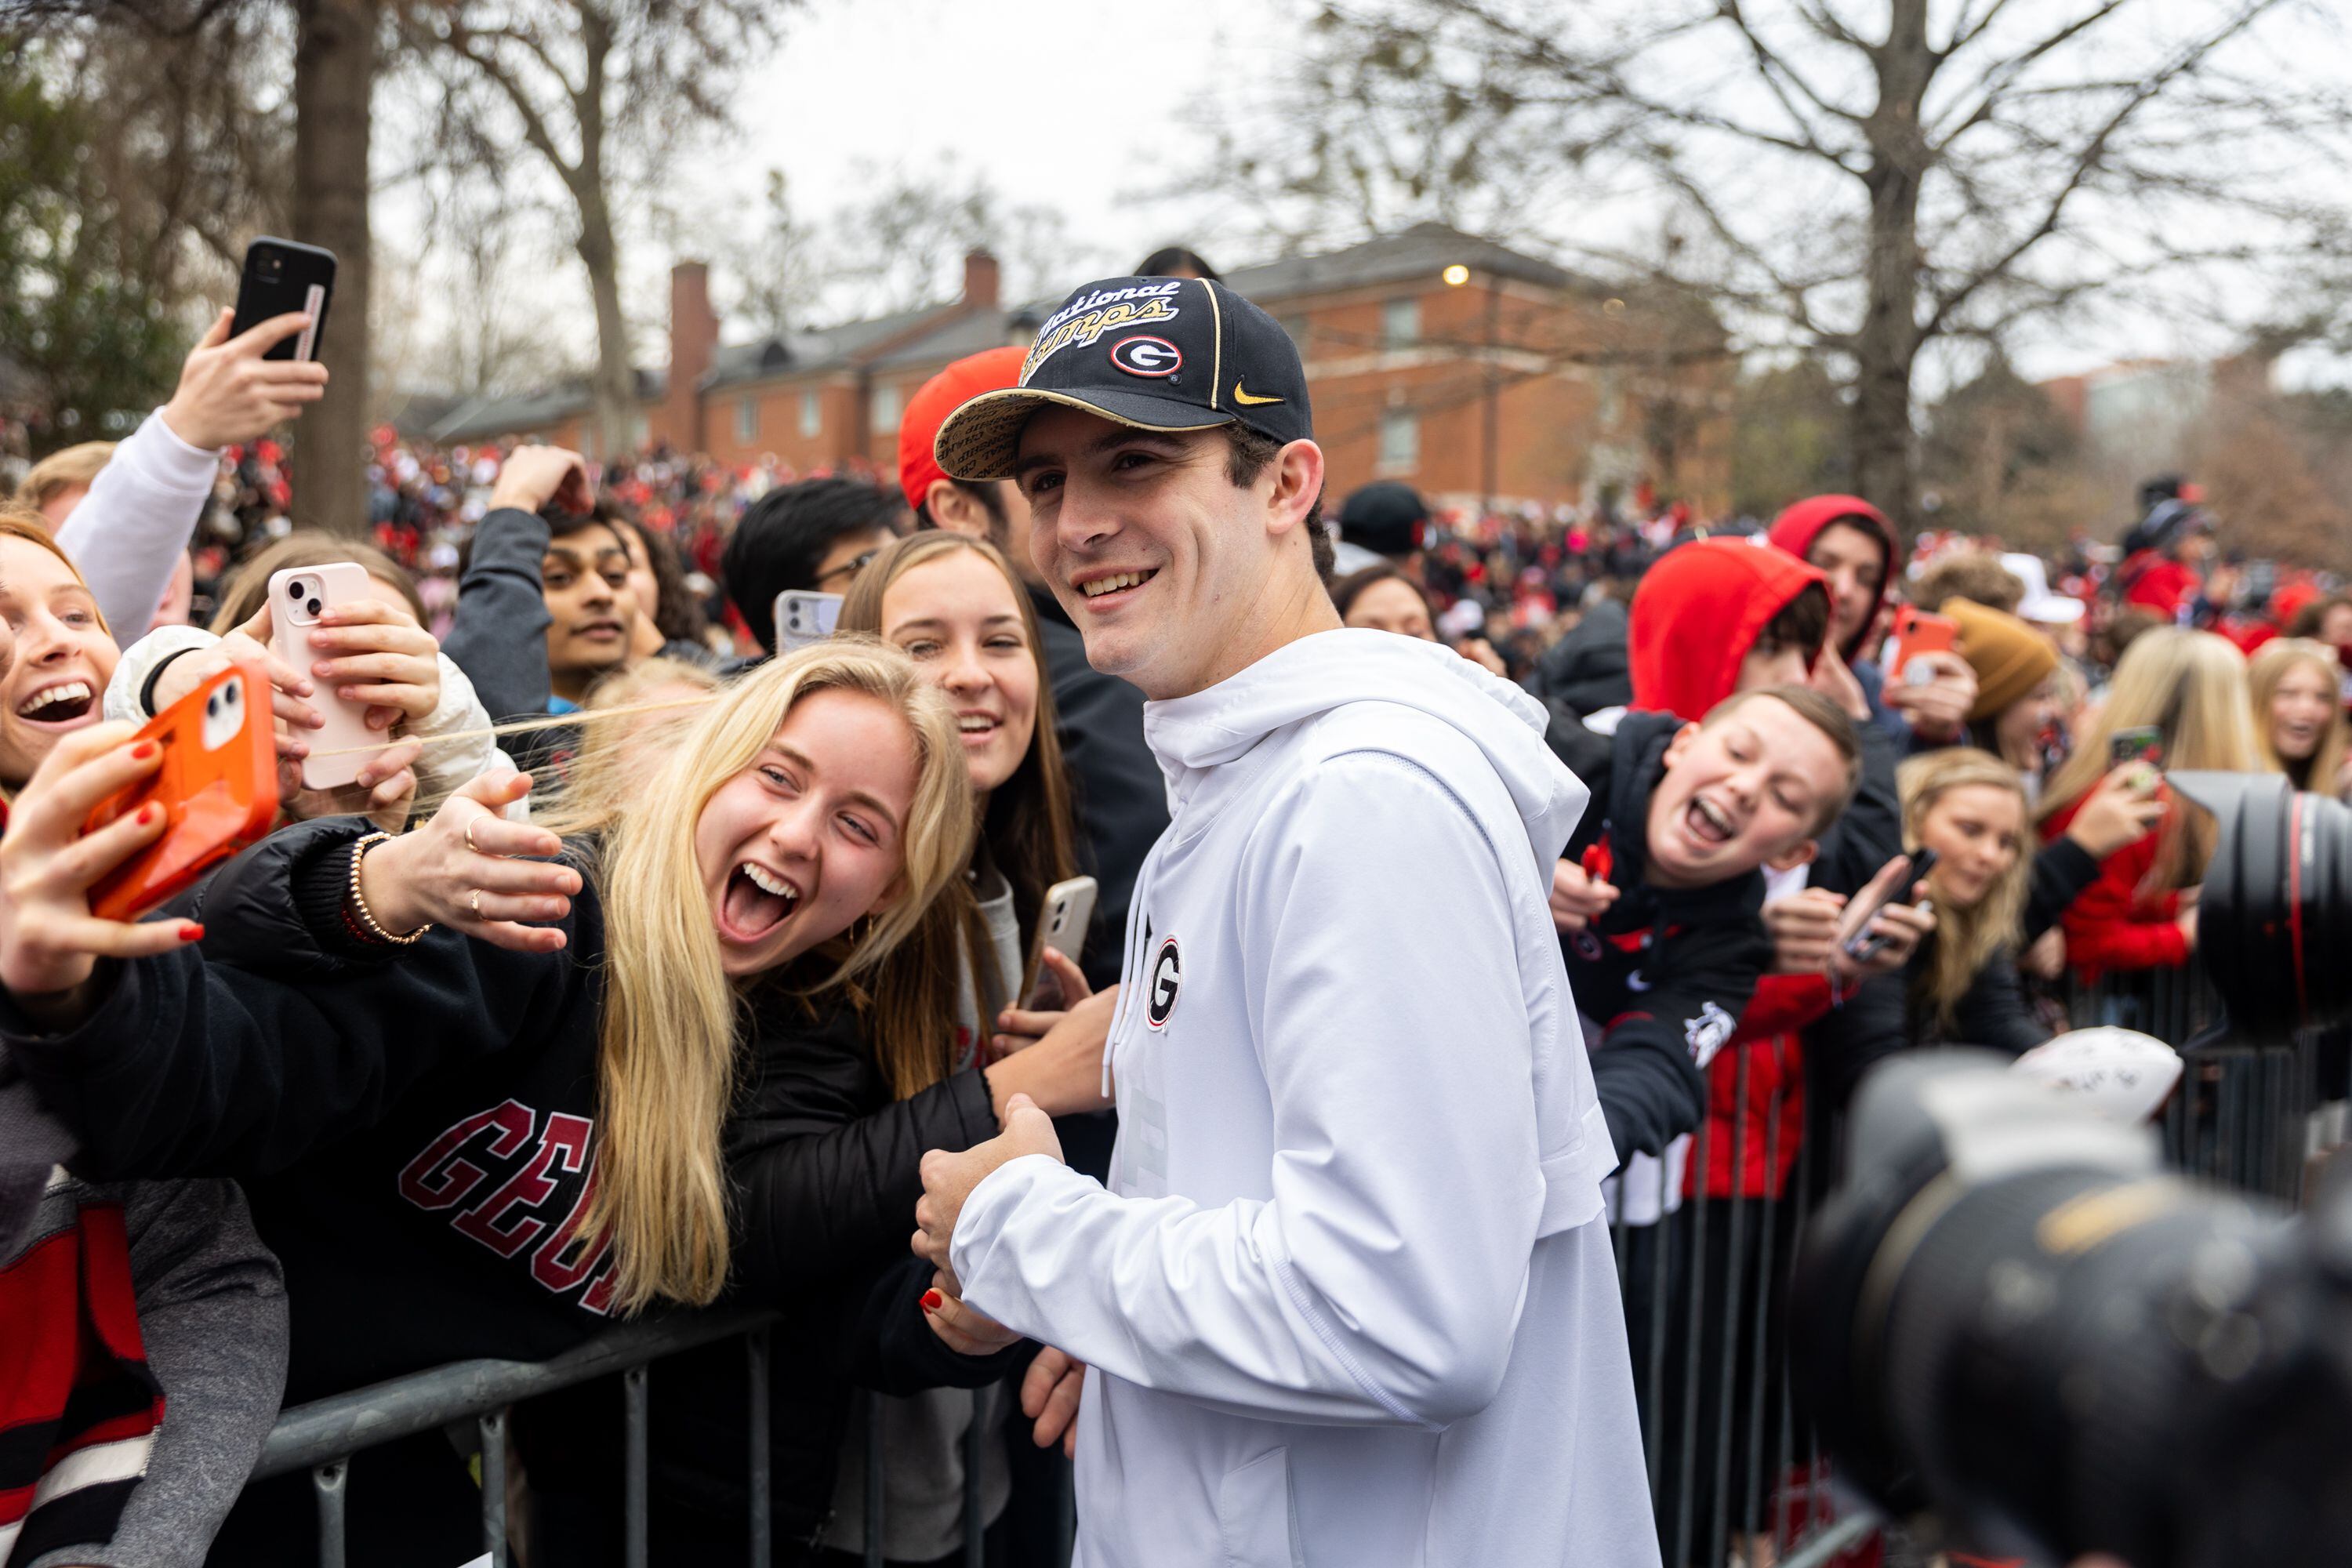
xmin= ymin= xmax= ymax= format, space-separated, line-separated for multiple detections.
xmin=247 ymin=961 xmax=2342 ymax=1568
xmin=256 ymin=1309 xmax=1062 ymax=1567
xmin=1620 ymin=958 xmax=2352 ymax=1567
xmin=255 ymin=1308 xmax=779 ymax=1568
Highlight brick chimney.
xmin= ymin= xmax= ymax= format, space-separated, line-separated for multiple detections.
xmin=962 ymin=249 xmax=1000 ymax=310
xmin=667 ymin=260 xmax=718 ymax=453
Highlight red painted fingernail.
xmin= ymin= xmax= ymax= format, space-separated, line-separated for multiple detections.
xmin=138 ymin=803 xmax=161 ymax=824
xmin=180 ymin=924 xmax=204 ymax=942
xmin=920 ymin=1289 xmax=943 ymax=1312
xmin=132 ymin=741 xmax=160 ymax=760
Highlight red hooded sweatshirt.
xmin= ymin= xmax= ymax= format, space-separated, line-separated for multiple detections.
xmin=1768 ymin=495 xmax=1900 ymax=662
xmin=1628 ymin=537 xmax=1828 ymax=720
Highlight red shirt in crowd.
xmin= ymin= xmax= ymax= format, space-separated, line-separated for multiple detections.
xmin=2038 ymin=789 xmax=2190 ymax=982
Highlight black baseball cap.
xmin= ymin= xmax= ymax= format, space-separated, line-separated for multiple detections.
xmin=1338 ymin=481 xmax=1429 ymax=557
xmin=934 ymin=275 xmax=1312 ymax=481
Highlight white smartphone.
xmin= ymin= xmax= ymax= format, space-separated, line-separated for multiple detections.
xmin=1022 ymin=876 xmax=1098 ymax=1008
xmin=774 ymin=589 xmax=841 ymax=654
xmin=267 ymin=562 xmax=388 ymax=790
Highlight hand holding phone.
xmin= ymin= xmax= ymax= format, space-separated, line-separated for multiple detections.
xmin=1883 ymin=605 xmax=1962 ymax=688
xmin=229 ymin=237 xmax=336 ymax=362
xmin=267 ymin=564 xmax=390 ymax=790
xmin=161 ymin=307 xmax=332 ymax=450
xmin=85 ymin=663 xmax=281 ymax=924
xmin=1021 ymin=877 xmax=1098 ymax=1009
xmin=1842 ymin=849 xmax=1938 ymax=965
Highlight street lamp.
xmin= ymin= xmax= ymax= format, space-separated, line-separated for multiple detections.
xmin=1443 ymin=263 xmax=1471 ymax=287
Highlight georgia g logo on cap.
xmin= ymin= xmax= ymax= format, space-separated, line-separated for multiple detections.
xmin=1109 ymin=336 xmax=1182 ymax=378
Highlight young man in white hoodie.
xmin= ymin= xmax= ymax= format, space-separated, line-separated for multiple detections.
xmin=912 ymin=276 xmax=1661 ymax=1566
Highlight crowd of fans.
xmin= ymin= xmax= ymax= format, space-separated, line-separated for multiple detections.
xmin=0 ymin=252 xmax=2344 ymax=1568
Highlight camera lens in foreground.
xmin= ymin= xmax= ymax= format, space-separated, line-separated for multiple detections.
xmin=2170 ymin=771 xmax=2352 ymax=1042
xmin=1792 ymin=1053 xmax=2352 ymax=1568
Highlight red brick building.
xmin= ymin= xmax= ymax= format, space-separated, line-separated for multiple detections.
xmin=422 ymin=223 xmax=1731 ymax=514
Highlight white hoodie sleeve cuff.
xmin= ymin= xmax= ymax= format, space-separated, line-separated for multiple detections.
xmin=55 ymin=408 xmax=219 ymax=641
xmin=103 ymin=626 xmax=221 ymax=724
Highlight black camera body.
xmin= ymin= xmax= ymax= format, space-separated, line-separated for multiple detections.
xmin=2170 ymin=770 xmax=2352 ymax=1043
xmin=1791 ymin=1053 xmax=2352 ymax=1568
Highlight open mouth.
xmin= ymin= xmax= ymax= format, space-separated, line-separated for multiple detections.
xmin=719 ymin=860 xmax=800 ymax=943
xmin=956 ymin=713 xmax=1000 ymax=743
xmin=14 ymin=680 xmax=95 ymax=726
xmin=1076 ymin=568 xmax=1158 ymax=604
xmin=1686 ymin=796 xmax=1735 ymax=848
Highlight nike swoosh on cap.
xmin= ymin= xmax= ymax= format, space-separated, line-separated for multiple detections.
xmin=1232 ymin=382 xmax=1283 ymax=406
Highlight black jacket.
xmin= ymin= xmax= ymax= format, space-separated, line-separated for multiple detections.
xmin=1809 ymin=936 xmax=2049 ymax=1122
xmin=1558 ymin=711 xmax=1774 ymax=1163
xmin=2 ymin=818 xmax=1016 ymax=1561
xmin=1525 ymin=597 xmax=1632 ymax=717
xmin=1029 ymin=583 xmax=1168 ymax=990
xmin=2026 ymin=836 xmax=2102 ymax=946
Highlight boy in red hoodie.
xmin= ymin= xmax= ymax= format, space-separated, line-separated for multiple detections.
xmin=1769 ymin=494 xmax=1976 ymax=751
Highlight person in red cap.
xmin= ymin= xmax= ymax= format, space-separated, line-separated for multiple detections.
xmin=1769 ymin=495 xmax=1977 ymax=752
xmin=898 ymin=349 xmax=1169 ymax=1000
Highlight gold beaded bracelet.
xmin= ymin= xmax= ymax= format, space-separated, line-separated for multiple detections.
xmin=347 ymin=831 xmax=433 ymax=946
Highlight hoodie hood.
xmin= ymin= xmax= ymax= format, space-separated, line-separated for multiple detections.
xmin=1628 ymin=538 xmax=1827 ymax=720
xmin=1768 ymin=495 xmax=1899 ymax=661
xmin=1143 ymin=629 xmax=1588 ymax=883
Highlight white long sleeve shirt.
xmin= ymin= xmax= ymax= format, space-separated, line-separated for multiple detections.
xmin=56 ymin=408 xmax=218 ymax=641
xmin=953 ymin=630 xmax=1660 ymax=1567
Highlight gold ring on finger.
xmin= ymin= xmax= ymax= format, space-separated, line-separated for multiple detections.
xmin=470 ymin=888 xmax=483 ymax=920
xmin=463 ymin=818 xmax=481 ymax=855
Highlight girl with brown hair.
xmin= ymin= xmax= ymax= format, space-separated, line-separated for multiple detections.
xmin=832 ymin=529 xmax=1108 ymax=1563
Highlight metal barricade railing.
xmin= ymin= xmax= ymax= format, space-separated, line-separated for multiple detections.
xmin=256 ymin=1309 xmax=1062 ymax=1568
xmin=254 ymin=1308 xmax=779 ymax=1568
xmin=248 ymin=962 xmax=2343 ymax=1568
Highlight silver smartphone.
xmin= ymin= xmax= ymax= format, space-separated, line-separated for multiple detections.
xmin=773 ymin=589 xmax=842 ymax=654
xmin=1022 ymin=875 xmax=1098 ymax=1008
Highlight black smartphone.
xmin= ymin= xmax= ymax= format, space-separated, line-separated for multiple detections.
xmin=1844 ymin=849 xmax=1940 ymax=962
xmin=229 ymin=237 xmax=337 ymax=361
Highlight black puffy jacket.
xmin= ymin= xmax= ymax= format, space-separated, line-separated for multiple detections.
xmin=1 ymin=818 xmax=1017 ymax=1565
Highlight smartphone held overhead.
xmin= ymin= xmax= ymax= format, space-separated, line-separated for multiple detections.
xmin=229 ymin=237 xmax=336 ymax=361
xmin=86 ymin=662 xmax=279 ymax=924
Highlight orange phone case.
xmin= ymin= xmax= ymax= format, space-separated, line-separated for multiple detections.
xmin=1886 ymin=607 xmax=1960 ymax=684
xmin=85 ymin=661 xmax=281 ymax=924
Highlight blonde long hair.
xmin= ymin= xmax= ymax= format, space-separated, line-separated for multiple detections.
xmin=2038 ymin=628 xmax=2255 ymax=895
xmin=547 ymin=641 xmax=975 ymax=1313
xmin=2247 ymin=637 xmax=2348 ymax=794
xmin=1900 ymin=749 xmax=2033 ymax=1037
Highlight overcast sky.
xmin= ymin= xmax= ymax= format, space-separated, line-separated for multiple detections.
xmin=381 ymin=0 xmax=2347 ymax=392
xmin=705 ymin=0 xmax=1277 ymax=268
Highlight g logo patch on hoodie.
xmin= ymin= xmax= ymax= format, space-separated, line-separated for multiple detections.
xmin=1145 ymin=936 xmax=1182 ymax=1030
